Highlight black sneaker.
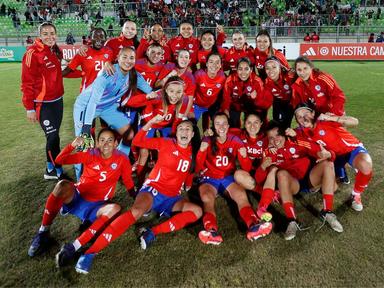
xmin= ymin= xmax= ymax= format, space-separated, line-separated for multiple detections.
xmin=28 ymin=231 xmax=51 ymax=257
xmin=56 ymin=243 xmax=76 ymax=268
xmin=339 ymin=174 xmax=351 ymax=185
xmin=44 ymin=169 xmax=58 ymax=180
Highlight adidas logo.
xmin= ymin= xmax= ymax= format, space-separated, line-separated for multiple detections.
xmin=93 ymin=165 xmax=100 ymax=170
xmin=119 ymin=45 xmax=123 ymax=48
xmin=44 ymin=209 xmax=50 ymax=215
xmin=176 ymin=43 xmax=180 ymax=47
xmin=86 ymin=56 xmax=93 ymax=59
xmin=43 ymin=56 xmax=48 ymax=60
xmin=303 ymin=47 xmax=316 ymax=56
xmin=103 ymin=233 xmax=112 ymax=242
xmin=169 ymin=222 xmax=175 ymax=231
xmin=201 ymin=83 xmax=206 ymax=87
xmin=89 ymin=229 xmax=97 ymax=235
xmin=172 ymin=151 xmax=179 ymax=156
xmin=141 ymin=72 xmax=146 ymax=75
xmin=230 ymin=58 xmax=234 ymax=62
xmin=272 ymin=88 xmax=277 ymax=92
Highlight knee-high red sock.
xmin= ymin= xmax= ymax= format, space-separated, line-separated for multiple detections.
xmin=323 ymin=194 xmax=334 ymax=211
xmin=258 ymin=188 xmax=275 ymax=211
xmin=239 ymin=206 xmax=258 ymax=228
xmin=203 ymin=212 xmax=218 ymax=231
xmin=283 ymin=202 xmax=296 ymax=220
xmin=353 ymin=171 xmax=372 ymax=193
xmin=152 ymin=211 xmax=198 ymax=235
xmin=85 ymin=210 xmax=136 ymax=254
xmin=76 ymin=215 xmax=111 ymax=247
xmin=136 ymin=164 xmax=147 ymax=187
xmin=42 ymin=193 xmax=63 ymax=227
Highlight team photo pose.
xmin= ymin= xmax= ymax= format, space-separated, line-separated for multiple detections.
xmin=294 ymin=103 xmax=373 ymax=212
xmin=197 ymin=29 xmax=227 ymax=69
xmin=259 ymin=121 xmax=342 ymax=240
xmin=73 ymin=117 xmax=202 ymax=274
xmin=196 ymin=113 xmax=272 ymax=245
xmin=135 ymin=43 xmax=165 ymax=88
xmin=28 ymin=128 xmax=134 ymax=260
xmin=21 ymin=22 xmax=65 ymax=180
xmin=222 ymin=57 xmax=270 ymax=128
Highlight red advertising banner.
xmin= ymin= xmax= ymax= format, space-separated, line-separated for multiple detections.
xmin=59 ymin=44 xmax=82 ymax=60
xmin=300 ymin=43 xmax=384 ymax=60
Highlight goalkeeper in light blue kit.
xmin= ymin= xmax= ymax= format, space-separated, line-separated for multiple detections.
xmin=73 ymin=46 xmax=153 ymax=179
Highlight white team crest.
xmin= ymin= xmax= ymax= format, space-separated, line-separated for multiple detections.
xmin=289 ymin=147 xmax=296 ymax=154
xmin=284 ymin=84 xmax=289 ymax=90
xmin=188 ymin=44 xmax=193 ymax=48
xmin=247 ymin=86 xmax=252 ymax=92
xmin=228 ymin=148 xmax=233 ymax=153
xmin=104 ymin=54 xmax=109 ymax=59
xmin=43 ymin=120 xmax=50 ymax=126
xmin=315 ymin=85 xmax=321 ymax=91
xmin=257 ymin=141 xmax=263 ymax=146
xmin=111 ymin=163 xmax=117 ymax=170
xmin=216 ymin=84 xmax=221 ymax=88
xmin=319 ymin=130 xmax=325 ymax=136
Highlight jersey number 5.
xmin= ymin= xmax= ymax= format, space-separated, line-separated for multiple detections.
xmin=99 ymin=171 xmax=107 ymax=182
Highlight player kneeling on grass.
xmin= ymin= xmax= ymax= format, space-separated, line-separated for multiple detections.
xmin=73 ymin=116 xmax=202 ymax=274
xmin=293 ymin=102 xmax=373 ymax=212
xmin=260 ymin=120 xmax=343 ymax=241
xmin=28 ymin=128 xmax=134 ymax=261
xmin=196 ymin=112 xmax=273 ymax=245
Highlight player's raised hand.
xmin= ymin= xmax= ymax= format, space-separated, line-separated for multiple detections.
xmin=78 ymin=45 xmax=88 ymax=57
xmin=199 ymin=141 xmax=209 ymax=152
xmin=216 ymin=24 xmax=224 ymax=34
xmin=261 ymin=156 xmax=275 ymax=170
xmin=316 ymin=144 xmax=331 ymax=163
xmin=142 ymin=27 xmax=150 ymax=40
xmin=203 ymin=128 xmax=214 ymax=137
xmin=285 ymin=128 xmax=297 ymax=137
xmin=71 ymin=136 xmax=85 ymax=149
xmin=103 ymin=61 xmax=116 ymax=76
xmin=146 ymin=91 xmax=158 ymax=99
xmin=150 ymin=114 xmax=165 ymax=124
xmin=238 ymin=146 xmax=247 ymax=158
xmin=250 ymin=90 xmax=257 ymax=99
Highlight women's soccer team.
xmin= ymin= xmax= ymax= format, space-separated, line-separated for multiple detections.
xmin=21 ymin=20 xmax=373 ymax=274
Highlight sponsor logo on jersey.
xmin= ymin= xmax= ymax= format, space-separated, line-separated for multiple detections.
xmin=289 ymin=147 xmax=296 ymax=154
xmin=111 ymin=163 xmax=117 ymax=170
xmin=319 ymin=130 xmax=325 ymax=136
xmin=43 ymin=120 xmax=50 ymax=126
xmin=315 ymin=85 xmax=321 ymax=91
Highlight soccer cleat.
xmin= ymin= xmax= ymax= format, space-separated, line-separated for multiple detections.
xmin=75 ymin=253 xmax=96 ymax=274
xmin=139 ymin=228 xmax=156 ymax=250
xmin=339 ymin=174 xmax=351 ymax=185
xmin=319 ymin=210 xmax=343 ymax=233
xmin=351 ymin=194 xmax=363 ymax=212
xmin=198 ymin=229 xmax=223 ymax=245
xmin=284 ymin=221 xmax=300 ymax=241
xmin=247 ymin=212 xmax=273 ymax=241
xmin=56 ymin=243 xmax=76 ymax=268
xmin=28 ymin=231 xmax=51 ymax=257
xmin=44 ymin=169 xmax=58 ymax=180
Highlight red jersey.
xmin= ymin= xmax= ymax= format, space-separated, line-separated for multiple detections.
xmin=127 ymin=90 xmax=187 ymax=129
xmin=304 ymin=36 xmax=311 ymax=42
xmin=264 ymin=70 xmax=296 ymax=102
xmin=255 ymin=138 xmax=326 ymax=184
xmin=254 ymin=48 xmax=290 ymax=80
xmin=55 ymin=144 xmax=133 ymax=202
xmin=222 ymin=45 xmax=255 ymax=72
xmin=135 ymin=58 xmax=164 ymax=88
xmin=105 ymin=34 xmax=136 ymax=62
xmin=133 ymin=129 xmax=192 ymax=197
xmin=194 ymin=69 xmax=226 ymax=108
xmin=196 ymin=134 xmax=252 ymax=178
xmin=21 ymin=39 xmax=64 ymax=111
xmin=295 ymin=121 xmax=363 ymax=156
xmin=167 ymin=35 xmax=200 ymax=67
xmin=291 ymin=71 xmax=345 ymax=115
xmin=197 ymin=46 xmax=227 ymax=70
xmin=67 ymin=46 xmax=113 ymax=91
xmin=136 ymin=38 xmax=172 ymax=64
xmin=222 ymin=72 xmax=270 ymax=113
xmin=311 ymin=35 xmax=320 ymax=42
xmin=157 ymin=63 xmax=196 ymax=97
xmin=229 ymin=128 xmax=267 ymax=170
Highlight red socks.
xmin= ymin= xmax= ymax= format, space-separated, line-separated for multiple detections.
xmin=136 ymin=164 xmax=147 ymax=187
xmin=323 ymin=194 xmax=334 ymax=211
xmin=258 ymin=188 xmax=275 ymax=212
xmin=85 ymin=210 xmax=136 ymax=254
xmin=42 ymin=193 xmax=63 ymax=227
xmin=354 ymin=171 xmax=372 ymax=193
xmin=152 ymin=211 xmax=198 ymax=235
xmin=283 ymin=202 xmax=296 ymax=220
xmin=76 ymin=215 xmax=110 ymax=247
xmin=203 ymin=212 xmax=218 ymax=231
xmin=239 ymin=206 xmax=258 ymax=228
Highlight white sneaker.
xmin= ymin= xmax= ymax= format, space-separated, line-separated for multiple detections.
xmin=351 ymin=194 xmax=363 ymax=212
xmin=320 ymin=211 xmax=343 ymax=233
xmin=284 ymin=221 xmax=299 ymax=241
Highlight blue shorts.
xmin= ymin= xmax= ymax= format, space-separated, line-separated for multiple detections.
xmin=335 ymin=146 xmax=368 ymax=169
xmin=144 ymin=126 xmax=172 ymax=138
xmin=193 ymin=105 xmax=208 ymax=122
xmin=138 ymin=185 xmax=182 ymax=217
xmin=199 ymin=175 xmax=235 ymax=196
xmin=97 ymin=104 xmax=135 ymax=130
xmin=60 ymin=189 xmax=106 ymax=222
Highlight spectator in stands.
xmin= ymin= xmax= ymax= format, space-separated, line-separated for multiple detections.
xmin=26 ymin=35 xmax=33 ymax=45
xmin=107 ymin=23 xmax=114 ymax=37
xmin=311 ymin=31 xmax=320 ymax=42
xmin=304 ymin=33 xmax=311 ymax=42
xmin=65 ymin=32 xmax=76 ymax=45
xmin=376 ymin=32 xmax=384 ymax=43
xmin=368 ymin=33 xmax=375 ymax=43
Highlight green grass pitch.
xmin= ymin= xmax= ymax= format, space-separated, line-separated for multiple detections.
xmin=0 ymin=62 xmax=383 ymax=287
